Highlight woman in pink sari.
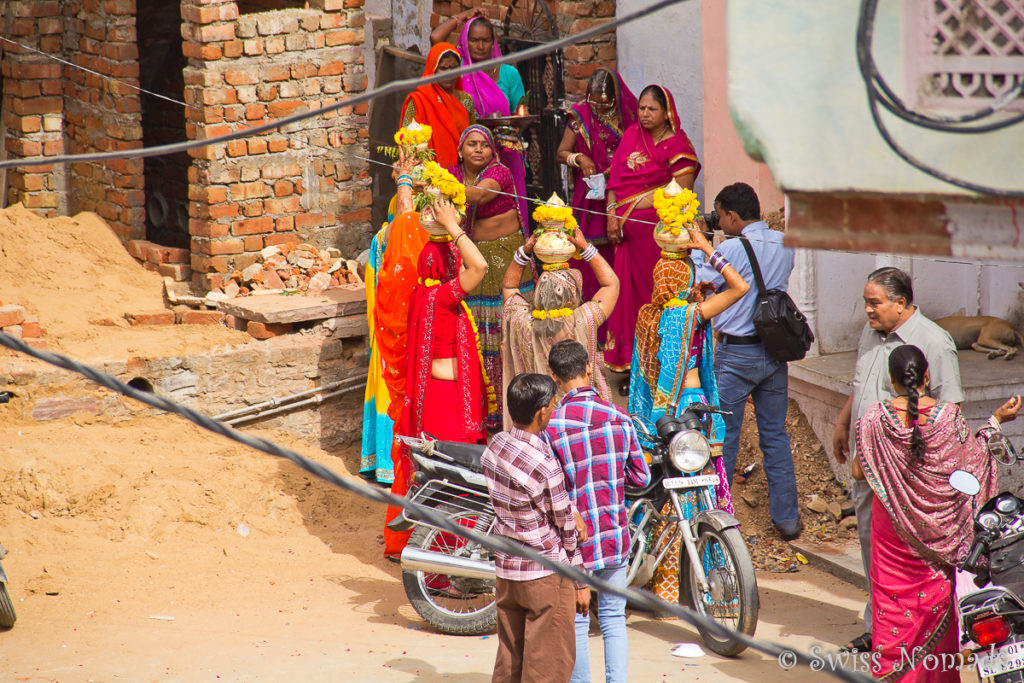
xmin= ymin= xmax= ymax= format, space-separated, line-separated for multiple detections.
xmin=557 ymin=67 xmax=638 ymax=321
xmin=433 ymin=15 xmax=530 ymax=230
xmin=604 ymin=85 xmax=700 ymax=393
xmin=853 ymin=344 xmax=1019 ymax=681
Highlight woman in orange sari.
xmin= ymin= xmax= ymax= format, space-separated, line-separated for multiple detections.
xmin=401 ymin=42 xmax=477 ymax=168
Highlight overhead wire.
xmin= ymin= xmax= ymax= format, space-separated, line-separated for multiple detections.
xmin=0 ymin=329 xmax=872 ymax=682
xmin=855 ymin=0 xmax=1024 ymax=198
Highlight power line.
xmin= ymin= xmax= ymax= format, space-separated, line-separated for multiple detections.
xmin=0 ymin=329 xmax=872 ymax=682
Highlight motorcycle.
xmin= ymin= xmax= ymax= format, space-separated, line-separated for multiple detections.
xmin=953 ymin=432 xmax=1024 ymax=682
xmin=389 ymin=403 xmax=759 ymax=655
xmin=0 ymin=391 xmax=15 ymax=628
xmin=624 ymin=403 xmax=759 ymax=656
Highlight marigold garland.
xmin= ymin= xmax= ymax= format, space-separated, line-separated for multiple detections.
xmin=418 ymin=161 xmax=467 ymax=213
xmin=394 ymin=124 xmax=432 ymax=147
xmin=531 ymin=307 xmax=573 ymax=320
xmin=461 ymin=301 xmax=498 ymax=416
xmin=653 ymin=185 xmax=700 ymax=235
xmin=664 ymin=297 xmax=689 ymax=308
xmin=532 ymin=203 xmax=578 ymax=231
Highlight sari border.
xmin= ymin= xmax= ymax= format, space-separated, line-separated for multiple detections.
xmin=876 ymin=603 xmax=954 ymax=682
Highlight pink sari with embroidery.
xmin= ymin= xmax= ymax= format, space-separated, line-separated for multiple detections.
xmin=604 ymin=85 xmax=700 ymax=370
xmin=857 ymin=401 xmax=999 ymax=681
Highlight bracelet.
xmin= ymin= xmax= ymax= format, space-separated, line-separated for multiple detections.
xmin=606 ymin=201 xmax=617 ymax=212
xmin=709 ymin=250 xmax=732 ymax=274
xmin=453 ymin=232 xmax=468 ymax=247
xmin=569 ymin=153 xmax=582 ymax=168
xmin=397 ymin=173 xmax=412 ymax=182
xmin=513 ymin=246 xmax=531 ymax=266
xmin=580 ymin=244 xmax=598 ymax=261
xmin=396 ymin=181 xmax=413 ymax=189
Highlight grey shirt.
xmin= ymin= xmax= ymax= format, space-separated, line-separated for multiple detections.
xmin=850 ymin=308 xmax=963 ymax=455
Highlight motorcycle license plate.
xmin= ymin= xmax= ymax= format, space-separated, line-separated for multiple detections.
xmin=662 ymin=474 xmax=720 ymax=490
xmin=976 ymin=641 xmax=1024 ymax=678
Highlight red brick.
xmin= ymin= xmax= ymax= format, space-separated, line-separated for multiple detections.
xmin=199 ymin=237 xmax=243 ymax=255
xmin=0 ymin=305 xmax=26 ymax=328
xmin=20 ymin=318 xmax=43 ymax=338
xmin=245 ymin=103 xmax=266 ymax=120
xmin=223 ymin=40 xmax=243 ymax=58
xmin=264 ymin=234 xmax=299 ymax=247
xmin=223 ymin=314 xmax=248 ymax=331
xmin=190 ymin=254 xmax=231 ymax=273
xmin=325 ymin=30 xmax=360 ymax=47
xmin=295 ymin=213 xmax=326 ymax=229
xmin=198 ymin=23 xmax=236 ymax=42
xmin=230 ymin=181 xmax=268 ymax=200
xmin=243 ymin=235 xmax=264 ymax=251
xmin=124 ymin=310 xmax=175 ymax=326
xmin=226 ymin=139 xmax=247 ymax=157
xmin=3 ymin=325 xmax=22 ymax=339
xmin=24 ymin=338 xmax=48 ymax=351
xmin=267 ymin=100 xmax=303 ymax=118
xmin=204 ymin=203 xmax=239 ymax=220
xmin=247 ymin=138 xmax=268 ymax=155
xmin=146 ymin=245 xmax=190 ymax=264
xmin=176 ymin=309 xmax=225 ymax=325
xmin=264 ymin=196 xmax=301 ymax=213
xmin=127 ymin=239 xmax=155 ymax=260
xmin=191 ymin=220 xmax=230 ymax=238
xmin=158 ymin=263 xmax=193 ymax=281
xmin=267 ymin=137 xmax=289 ymax=153
xmin=189 ymin=185 xmax=228 ymax=203
xmin=231 ymin=217 xmax=274 ymax=236
xmin=247 ymin=321 xmax=291 ymax=339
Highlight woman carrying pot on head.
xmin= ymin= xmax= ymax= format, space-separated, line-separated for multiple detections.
xmin=604 ymin=84 xmax=701 ymax=395
xmin=500 ymin=227 xmax=620 ymax=426
xmin=852 ymin=344 xmax=1019 ymax=680
xmin=382 ymin=197 xmax=493 ymax=558
xmin=401 ymin=42 xmax=477 ymax=168
xmin=432 ymin=13 xmax=530 ymax=229
xmin=557 ymin=67 xmax=638 ymax=318
xmin=448 ymin=124 xmax=532 ymax=430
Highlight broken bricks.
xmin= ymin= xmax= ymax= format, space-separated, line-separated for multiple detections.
xmin=210 ymin=242 xmax=362 ymax=300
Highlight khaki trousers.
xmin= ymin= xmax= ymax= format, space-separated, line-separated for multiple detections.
xmin=492 ymin=573 xmax=576 ymax=683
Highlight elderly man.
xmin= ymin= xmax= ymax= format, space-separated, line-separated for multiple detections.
xmin=832 ymin=266 xmax=963 ymax=654
xmin=482 ymin=373 xmax=590 ymax=683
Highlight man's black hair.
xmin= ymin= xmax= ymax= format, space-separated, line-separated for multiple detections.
xmin=714 ymin=182 xmax=761 ymax=221
xmin=507 ymin=373 xmax=557 ymax=426
xmin=548 ymin=340 xmax=589 ymax=383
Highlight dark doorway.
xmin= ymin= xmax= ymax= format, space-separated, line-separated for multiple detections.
xmin=137 ymin=0 xmax=189 ymax=249
xmin=237 ymin=0 xmax=306 ymax=13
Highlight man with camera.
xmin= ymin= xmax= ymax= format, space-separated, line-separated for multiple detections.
xmin=695 ymin=182 xmax=801 ymax=540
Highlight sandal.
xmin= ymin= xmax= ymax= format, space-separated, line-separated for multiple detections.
xmin=839 ymin=632 xmax=872 ymax=653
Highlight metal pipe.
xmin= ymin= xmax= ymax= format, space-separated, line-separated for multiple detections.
xmin=223 ymin=385 xmax=363 ymax=426
xmin=400 ymin=546 xmax=495 ymax=581
xmin=214 ymin=375 xmax=367 ymax=422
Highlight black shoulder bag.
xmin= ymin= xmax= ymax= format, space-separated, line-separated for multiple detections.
xmin=738 ymin=237 xmax=814 ymax=363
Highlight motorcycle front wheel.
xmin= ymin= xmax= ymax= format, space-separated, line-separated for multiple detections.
xmin=0 ymin=582 xmax=16 ymax=628
xmin=681 ymin=525 xmax=758 ymax=656
xmin=401 ymin=503 xmax=496 ymax=635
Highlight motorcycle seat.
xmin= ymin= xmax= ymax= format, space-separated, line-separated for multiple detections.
xmin=961 ymin=586 xmax=1023 ymax=611
xmin=434 ymin=440 xmax=486 ymax=473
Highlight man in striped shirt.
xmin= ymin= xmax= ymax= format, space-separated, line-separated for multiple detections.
xmin=482 ymin=373 xmax=591 ymax=683
xmin=545 ymin=340 xmax=650 ymax=683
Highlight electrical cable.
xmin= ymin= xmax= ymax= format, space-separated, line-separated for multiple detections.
xmin=855 ymin=0 xmax=1024 ymax=197
xmin=0 ymin=328 xmax=872 ymax=682
xmin=0 ymin=0 xmax=690 ymax=171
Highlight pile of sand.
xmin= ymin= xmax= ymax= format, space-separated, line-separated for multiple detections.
xmin=0 ymin=204 xmax=248 ymax=360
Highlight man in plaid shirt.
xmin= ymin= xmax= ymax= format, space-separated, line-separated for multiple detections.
xmin=545 ymin=340 xmax=650 ymax=683
xmin=482 ymin=372 xmax=591 ymax=683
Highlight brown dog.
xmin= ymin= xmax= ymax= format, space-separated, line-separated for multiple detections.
xmin=936 ymin=315 xmax=1024 ymax=360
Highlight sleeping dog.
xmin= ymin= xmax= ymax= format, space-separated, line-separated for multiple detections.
xmin=936 ymin=315 xmax=1024 ymax=360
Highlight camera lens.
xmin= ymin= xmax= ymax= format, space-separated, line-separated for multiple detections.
xmin=702 ymin=211 xmax=719 ymax=232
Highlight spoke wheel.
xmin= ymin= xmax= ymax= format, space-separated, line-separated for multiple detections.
xmin=502 ymin=0 xmax=558 ymax=42
xmin=681 ymin=525 xmax=758 ymax=656
xmin=401 ymin=503 xmax=496 ymax=635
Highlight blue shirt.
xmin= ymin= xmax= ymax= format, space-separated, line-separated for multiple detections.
xmin=695 ymin=221 xmax=794 ymax=337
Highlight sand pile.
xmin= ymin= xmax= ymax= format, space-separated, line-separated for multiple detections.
xmin=0 ymin=204 xmax=247 ymax=359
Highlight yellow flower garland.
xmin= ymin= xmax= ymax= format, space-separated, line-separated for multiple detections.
xmin=421 ymin=161 xmax=467 ymax=212
xmin=531 ymin=307 xmax=573 ymax=320
xmin=461 ymin=301 xmax=498 ymax=416
xmin=394 ymin=124 xmax=432 ymax=146
xmin=664 ymin=297 xmax=689 ymax=308
xmin=653 ymin=186 xmax=700 ymax=235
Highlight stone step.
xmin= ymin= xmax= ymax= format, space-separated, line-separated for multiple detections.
xmin=790 ymin=539 xmax=866 ymax=591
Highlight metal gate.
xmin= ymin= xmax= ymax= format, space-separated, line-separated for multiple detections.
xmin=500 ymin=0 xmax=568 ymax=221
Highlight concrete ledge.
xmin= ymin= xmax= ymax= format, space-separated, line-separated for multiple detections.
xmin=791 ymin=540 xmax=866 ymax=591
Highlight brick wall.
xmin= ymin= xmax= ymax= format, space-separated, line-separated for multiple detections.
xmin=182 ymin=0 xmax=372 ymax=292
xmin=430 ymin=0 xmax=616 ymax=98
xmin=62 ymin=0 xmax=146 ymax=241
xmin=1 ymin=0 xmax=67 ymax=216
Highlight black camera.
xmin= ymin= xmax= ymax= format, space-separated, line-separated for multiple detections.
xmin=702 ymin=211 xmax=720 ymax=232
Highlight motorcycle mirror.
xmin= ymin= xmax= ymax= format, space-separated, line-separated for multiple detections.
xmin=949 ymin=469 xmax=981 ymax=496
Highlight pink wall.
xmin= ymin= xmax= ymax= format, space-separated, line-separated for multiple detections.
xmin=701 ymin=1 xmax=784 ymax=212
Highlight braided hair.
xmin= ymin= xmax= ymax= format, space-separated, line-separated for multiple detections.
xmin=887 ymin=344 xmax=929 ymax=464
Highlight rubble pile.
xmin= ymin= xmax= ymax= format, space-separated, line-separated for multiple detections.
xmin=208 ymin=243 xmax=362 ymax=300
xmin=0 ymin=303 xmax=47 ymax=351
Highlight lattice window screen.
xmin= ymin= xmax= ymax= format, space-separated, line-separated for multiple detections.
xmin=906 ymin=0 xmax=1024 ymax=111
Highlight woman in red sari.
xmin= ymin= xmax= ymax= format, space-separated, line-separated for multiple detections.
xmin=401 ymin=42 xmax=476 ymax=168
xmin=853 ymin=344 xmax=1019 ymax=681
xmin=604 ymin=85 xmax=700 ymax=393
xmin=384 ymin=198 xmax=493 ymax=557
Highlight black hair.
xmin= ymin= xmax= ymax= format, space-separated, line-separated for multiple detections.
xmin=507 ymin=373 xmax=557 ymax=426
xmin=714 ymin=182 xmax=760 ymax=221
xmin=638 ymin=85 xmax=667 ymax=111
xmin=468 ymin=17 xmax=495 ymax=41
xmin=888 ymin=344 xmax=929 ymax=464
xmin=548 ymin=340 xmax=589 ymax=382
xmin=867 ymin=267 xmax=914 ymax=305
xmin=586 ymin=69 xmax=616 ymax=103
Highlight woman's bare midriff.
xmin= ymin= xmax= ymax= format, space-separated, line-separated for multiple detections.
xmin=683 ymin=367 xmax=701 ymax=389
xmin=470 ymin=209 xmax=520 ymax=243
xmin=432 ymin=357 xmax=457 ymax=381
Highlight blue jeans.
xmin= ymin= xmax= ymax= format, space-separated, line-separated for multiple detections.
xmin=571 ymin=563 xmax=628 ymax=683
xmin=714 ymin=341 xmax=800 ymax=528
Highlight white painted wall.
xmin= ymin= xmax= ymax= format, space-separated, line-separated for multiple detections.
xmin=391 ymin=0 xmax=431 ymax=56
xmin=615 ymin=0 xmax=705 ymax=204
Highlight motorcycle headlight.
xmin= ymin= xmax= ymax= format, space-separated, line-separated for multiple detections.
xmin=668 ymin=430 xmax=711 ymax=473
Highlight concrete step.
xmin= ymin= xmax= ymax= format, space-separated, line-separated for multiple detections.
xmin=791 ymin=539 xmax=866 ymax=591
